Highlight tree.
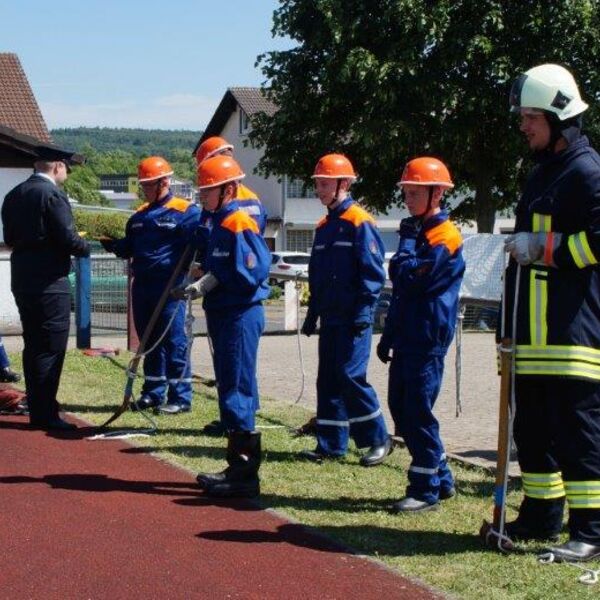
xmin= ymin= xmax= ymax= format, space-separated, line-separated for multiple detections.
xmin=251 ymin=0 xmax=600 ymax=231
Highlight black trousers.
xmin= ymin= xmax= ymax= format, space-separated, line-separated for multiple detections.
xmin=14 ymin=292 xmax=70 ymax=423
xmin=514 ymin=375 xmax=600 ymax=543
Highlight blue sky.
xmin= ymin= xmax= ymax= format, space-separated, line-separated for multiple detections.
xmin=1 ymin=0 xmax=291 ymax=130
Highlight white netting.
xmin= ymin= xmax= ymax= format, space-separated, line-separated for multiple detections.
xmin=460 ymin=234 xmax=507 ymax=303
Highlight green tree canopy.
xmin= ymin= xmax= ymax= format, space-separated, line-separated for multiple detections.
xmin=251 ymin=0 xmax=600 ymax=231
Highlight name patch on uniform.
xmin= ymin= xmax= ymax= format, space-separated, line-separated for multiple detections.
xmin=212 ymin=249 xmax=230 ymax=257
xmin=245 ymin=252 xmax=257 ymax=269
xmin=131 ymin=223 xmax=143 ymax=229
xmin=369 ymin=240 xmax=379 ymax=255
xmin=155 ymin=217 xmax=177 ymax=229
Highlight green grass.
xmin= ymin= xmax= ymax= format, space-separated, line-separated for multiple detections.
xmin=10 ymin=350 xmax=599 ymax=599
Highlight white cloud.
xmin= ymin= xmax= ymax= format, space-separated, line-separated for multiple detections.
xmin=40 ymin=94 xmax=219 ymax=130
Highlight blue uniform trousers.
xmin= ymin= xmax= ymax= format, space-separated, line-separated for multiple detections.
xmin=388 ymin=353 xmax=454 ymax=504
xmin=206 ymin=303 xmax=264 ymax=432
xmin=132 ymin=279 xmax=192 ymax=407
xmin=316 ymin=324 xmax=388 ymax=456
xmin=0 ymin=337 xmax=10 ymax=369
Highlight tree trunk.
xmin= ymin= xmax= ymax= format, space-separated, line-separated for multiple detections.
xmin=474 ymin=177 xmax=496 ymax=233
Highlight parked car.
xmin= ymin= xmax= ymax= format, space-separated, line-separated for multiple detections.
xmin=269 ymin=251 xmax=310 ymax=286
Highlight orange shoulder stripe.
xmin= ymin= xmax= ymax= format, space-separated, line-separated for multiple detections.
xmin=236 ymin=184 xmax=259 ymax=200
xmin=164 ymin=197 xmax=191 ymax=212
xmin=135 ymin=202 xmax=150 ymax=213
xmin=339 ymin=204 xmax=375 ymax=227
xmin=425 ymin=220 xmax=462 ymax=255
xmin=221 ymin=210 xmax=259 ymax=234
xmin=316 ymin=216 xmax=328 ymax=228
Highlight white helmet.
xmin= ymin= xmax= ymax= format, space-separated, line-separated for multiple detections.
xmin=510 ymin=64 xmax=588 ymax=121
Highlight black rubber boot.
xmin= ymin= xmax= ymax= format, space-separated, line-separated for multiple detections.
xmin=200 ymin=431 xmax=261 ymax=498
xmin=504 ymin=496 xmax=565 ymax=542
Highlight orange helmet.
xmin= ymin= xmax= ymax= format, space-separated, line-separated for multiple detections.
xmin=311 ymin=153 xmax=357 ymax=180
xmin=138 ymin=156 xmax=173 ymax=183
xmin=399 ymin=157 xmax=454 ymax=188
xmin=197 ymin=155 xmax=245 ymax=189
xmin=195 ymin=136 xmax=234 ymax=164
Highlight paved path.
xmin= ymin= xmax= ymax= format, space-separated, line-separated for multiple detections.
xmin=0 ymin=414 xmax=438 ymax=599
xmin=3 ymin=330 xmax=509 ymax=472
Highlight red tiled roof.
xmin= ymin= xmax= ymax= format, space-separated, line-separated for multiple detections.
xmin=0 ymin=53 xmax=51 ymax=143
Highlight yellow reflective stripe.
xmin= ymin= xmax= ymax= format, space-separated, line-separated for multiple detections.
xmin=529 ymin=269 xmax=547 ymax=346
xmin=522 ymin=471 xmax=565 ymax=499
xmin=515 ymin=361 xmax=600 ymax=381
xmin=532 ymin=213 xmax=552 ymax=233
xmin=516 ymin=345 xmax=600 ymax=363
xmin=565 ymin=481 xmax=600 ymax=508
xmin=522 ymin=472 xmax=563 ymax=484
xmin=568 ymin=231 xmax=598 ymax=268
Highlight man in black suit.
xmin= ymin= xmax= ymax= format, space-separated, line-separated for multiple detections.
xmin=1 ymin=148 xmax=89 ymax=430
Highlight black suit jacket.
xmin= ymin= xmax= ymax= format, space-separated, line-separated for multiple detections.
xmin=1 ymin=174 xmax=90 ymax=294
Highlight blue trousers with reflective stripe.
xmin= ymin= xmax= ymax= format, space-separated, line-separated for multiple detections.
xmin=0 ymin=337 xmax=10 ymax=369
xmin=316 ymin=324 xmax=388 ymax=456
xmin=206 ymin=303 xmax=263 ymax=432
xmin=514 ymin=375 xmax=600 ymax=543
xmin=132 ymin=279 xmax=192 ymax=406
xmin=388 ymin=353 xmax=453 ymax=504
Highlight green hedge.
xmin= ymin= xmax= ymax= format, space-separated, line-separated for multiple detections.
xmin=73 ymin=209 xmax=129 ymax=239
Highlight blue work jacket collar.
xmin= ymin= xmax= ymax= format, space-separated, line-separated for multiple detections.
xmin=210 ymin=200 xmax=241 ymax=224
xmin=327 ymin=196 xmax=354 ymax=218
xmin=535 ymin=135 xmax=589 ymax=169
xmin=422 ymin=210 xmax=449 ymax=232
xmin=144 ymin=190 xmax=173 ymax=211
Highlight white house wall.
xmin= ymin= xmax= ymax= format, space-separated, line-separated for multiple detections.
xmin=221 ymin=108 xmax=283 ymax=221
xmin=0 ymin=168 xmax=32 ymax=244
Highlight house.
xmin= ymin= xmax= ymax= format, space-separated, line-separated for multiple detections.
xmin=0 ymin=53 xmax=82 ymax=331
xmin=99 ymin=173 xmax=196 ymax=202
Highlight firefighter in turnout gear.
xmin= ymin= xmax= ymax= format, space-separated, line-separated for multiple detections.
xmin=100 ymin=156 xmax=201 ymax=415
xmin=503 ymin=64 xmax=600 ymax=562
xmin=178 ymin=155 xmax=270 ymax=498
xmin=300 ymin=153 xmax=392 ymax=466
xmin=378 ymin=157 xmax=465 ymax=512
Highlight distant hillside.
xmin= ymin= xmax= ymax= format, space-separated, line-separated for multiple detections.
xmin=51 ymin=127 xmax=203 ymax=156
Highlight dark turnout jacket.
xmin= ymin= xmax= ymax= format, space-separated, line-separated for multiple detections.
xmin=504 ymin=135 xmax=600 ymax=382
xmin=2 ymin=174 xmax=89 ymax=294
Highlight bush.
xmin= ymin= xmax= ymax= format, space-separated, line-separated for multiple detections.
xmin=269 ymin=284 xmax=282 ymax=300
xmin=73 ymin=210 xmax=129 ymax=239
xmin=299 ymin=282 xmax=310 ymax=306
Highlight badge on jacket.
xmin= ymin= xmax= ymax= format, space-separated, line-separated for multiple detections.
xmin=245 ymin=252 xmax=257 ymax=269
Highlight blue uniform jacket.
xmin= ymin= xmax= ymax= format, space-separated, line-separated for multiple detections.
xmin=307 ymin=197 xmax=386 ymax=326
xmin=112 ymin=192 xmax=201 ymax=281
xmin=202 ymin=201 xmax=270 ymax=311
xmin=382 ymin=211 xmax=465 ymax=356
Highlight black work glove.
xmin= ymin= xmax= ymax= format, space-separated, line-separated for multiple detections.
xmin=353 ymin=321 xmax=370 ymax=335
xmin=376 ymin=341 xmax=392 ymax=364
xmin=97 ymin=236 xmax=116 ymax=252
xmin=301 ymin=313 xmax=318 ymax=337
xmin=398 ymin=216 xmax=422 ymax=239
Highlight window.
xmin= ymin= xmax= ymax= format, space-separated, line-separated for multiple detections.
xmin=287 ymin=229 xmax=314 ymax=252
xmin=239 ymin=109 xmax=251 ymax=134
xmin=286 ymin=179 xmax=314 ymax=199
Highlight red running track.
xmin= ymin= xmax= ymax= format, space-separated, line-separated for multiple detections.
xmin=0 ymin=415 xmax=439 ymax=599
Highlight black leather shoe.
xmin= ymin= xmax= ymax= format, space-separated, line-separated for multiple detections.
xmin=359 ymin=436 xmax=393 ymax=467
xmin=131 ymin=397 xmax=158 ymax=412
xmin=299 ymin=448 xmax=342 ymax=463
xmin=30 ymin=417 xmax=77 ymax=431
xmin=0 ymin=367 xmax=21 ymax=383
xmin=156 ymin=403 xmax=191 ymax=415
xmin=202 ymin=419 xmax=226 ymax=436
xmin=545 ymin=540 xmax=600 ymax=562
xmin=503 ymin=519 xmax=560 ymax=543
